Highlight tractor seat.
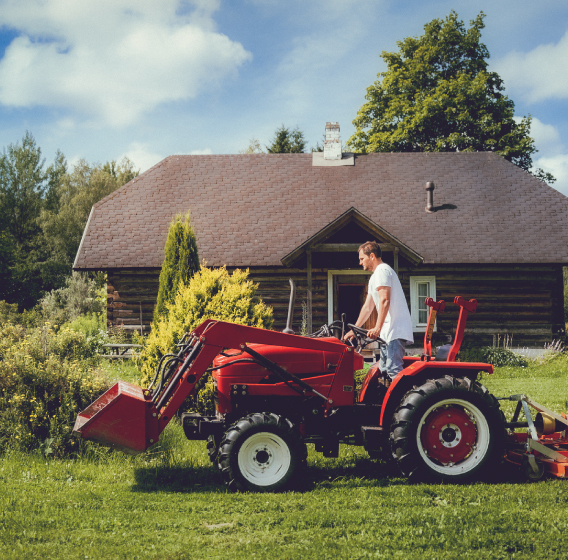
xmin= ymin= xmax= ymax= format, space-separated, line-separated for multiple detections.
xmin=434 ymin=344 xmax=452 ymax=361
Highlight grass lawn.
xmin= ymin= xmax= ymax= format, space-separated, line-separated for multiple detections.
xmin=1 ymin=359 xmax=568 ymax=559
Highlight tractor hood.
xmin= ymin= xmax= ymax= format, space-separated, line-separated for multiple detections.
xmin=213 ymin=338 xmax=346 ymax=381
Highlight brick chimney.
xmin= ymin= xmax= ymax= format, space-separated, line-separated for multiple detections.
xmin=324 ymin=122 xmax=342 ymax=160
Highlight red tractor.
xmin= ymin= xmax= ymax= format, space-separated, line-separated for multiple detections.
xmin=74 ymin=290 xmax=568 ymax=491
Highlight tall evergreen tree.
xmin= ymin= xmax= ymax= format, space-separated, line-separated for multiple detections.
xmin=0 ymin=132 xmax=46 ymax=249
xmin=266 ymin=125 xmax=307 ymax=153
xmin=0 ymin=132 xmax=49 ymax=308
xmin=154 ymin=212 xmax=200 ymax=321
xmin=347 ymin=11 xmax=555 ymax=184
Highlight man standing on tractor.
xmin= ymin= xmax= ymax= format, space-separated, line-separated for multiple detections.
xmin=344 ymin=241 xmax=413 ymax=381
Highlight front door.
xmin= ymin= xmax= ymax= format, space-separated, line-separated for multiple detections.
xmin=333 ymin=274 xmax=377 ymax=329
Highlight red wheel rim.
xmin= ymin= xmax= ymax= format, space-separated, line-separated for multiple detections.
xmin=420 ymin=406 xmax=477 ymax=464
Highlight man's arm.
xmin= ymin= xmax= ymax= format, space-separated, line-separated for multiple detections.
xmin=343 ymin=293 xmax=375 ymax=340
xmin=367 ymin=286 xmax=391 ymax=340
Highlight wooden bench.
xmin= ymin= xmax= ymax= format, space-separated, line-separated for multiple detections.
xmin=100 ymin=343 xmax=143 ymax=360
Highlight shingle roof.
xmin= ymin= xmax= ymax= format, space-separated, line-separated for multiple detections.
xmin=73 ymin=152 xmax=568 ymax=269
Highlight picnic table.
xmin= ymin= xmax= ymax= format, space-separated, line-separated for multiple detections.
xmin=100 ymin=343 xmax=143 ymax=360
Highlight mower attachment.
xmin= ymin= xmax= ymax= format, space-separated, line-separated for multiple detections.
xmin=503 ymin=394 xmax=568 ymax=479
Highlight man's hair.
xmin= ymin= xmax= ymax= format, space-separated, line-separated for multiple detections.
xmin=358 ymin=241 xmax=381 ymax=259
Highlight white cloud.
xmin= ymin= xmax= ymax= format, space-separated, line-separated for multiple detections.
xmin=515 ymin=116 xmax=563 ymax=155
xmin=0 ymin=0 xmax=251 ymax=126
xmin=535 ymin=154 xmax=568 ymax=196
xmin=272 ymin=0 xmax=387 ymax=116
xmin=189 ymin=148 xmax=213 ymax=155
xmin=495 ymin=30 xmax=568 ymax=103
xmin=119 ymin=142 xmax=165 ymax=173
xmin=512 ymin=116 xmax=568 ymax=195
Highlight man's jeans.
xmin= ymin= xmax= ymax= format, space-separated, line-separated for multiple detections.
xmin=379 ymin=338 xmax=407 ymax=380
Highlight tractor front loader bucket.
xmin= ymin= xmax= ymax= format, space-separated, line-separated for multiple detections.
xmin=503 ymin=395 xmax=568 ymax=480
xmin=73 ymin=381 xmax=160 ymax=454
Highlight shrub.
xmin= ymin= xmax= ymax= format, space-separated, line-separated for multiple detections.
xmin=0 ymin=301 xmax=20 ymax=325
xmin=154 ymin=212 xmax=200 ymax=322
xmin=63 ymin=312 xmax=109 ymax=355
xmin=458 ymin=345 xmax=529 ymax=367
xmin=137 ymin=266 xmax=273 ymax=390
xmin=0 ymin=321 xmax=111 ymax=456
xmin=40 ymin=271 xmax=105 ymax=326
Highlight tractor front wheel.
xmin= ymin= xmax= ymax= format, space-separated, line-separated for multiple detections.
xmin=217 ymin=412 xmax=307 ymax=492
xmin=390 ymin=376 xmax=506 ymax=483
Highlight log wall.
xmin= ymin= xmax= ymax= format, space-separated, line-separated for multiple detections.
xmin=106 ymin=264 xmax=565 ymax=346
xmin=397 ymin=264 xmax=565 ymax=347
xmin=107 ymin=269 xmax=160 ymax=332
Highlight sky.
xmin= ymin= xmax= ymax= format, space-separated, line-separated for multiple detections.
xmin=0 ymin=0 xmax=567 ymax=193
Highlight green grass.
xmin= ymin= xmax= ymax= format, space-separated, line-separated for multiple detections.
xmin=1 ymin=356 xmax=568 ymax=559
xmin=102 ymin=359 xmax=141 ymax=385
xmin=482 ymin=354 xmax=568 ymax=419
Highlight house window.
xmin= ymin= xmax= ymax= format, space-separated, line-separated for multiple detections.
xmin=410 ymin=276 xmax=436 ymax=332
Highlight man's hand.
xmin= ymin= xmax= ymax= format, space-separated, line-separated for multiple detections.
xmin=367 ymin=326 xmax=382 ymax=340
xmin=343 ymin=330 xmax=355 ymax=342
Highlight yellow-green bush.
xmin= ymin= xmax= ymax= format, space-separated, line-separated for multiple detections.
xmin=137 ymin=266 xmax=273 ymax=391
xmin=0 ymin=321 xmax=110 ymax=456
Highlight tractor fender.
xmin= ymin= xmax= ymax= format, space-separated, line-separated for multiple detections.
xmin=379 ymin=361 xmax=488 ymax=428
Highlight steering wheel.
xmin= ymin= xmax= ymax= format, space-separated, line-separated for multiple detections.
xmin=346 ymin=323 xmax=386 ymax=349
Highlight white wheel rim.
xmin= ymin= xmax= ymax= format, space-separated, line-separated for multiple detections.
xmin=416 ymin=398 xmax=491 ymax=476
xmin=238 ymin=432 xmax=292 ymax=487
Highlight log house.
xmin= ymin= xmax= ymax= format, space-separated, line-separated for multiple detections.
xmin=75 ymin=131 xmax=568 ymax=348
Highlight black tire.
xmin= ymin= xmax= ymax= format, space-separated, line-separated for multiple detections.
xmin=206 ymin=435 xmax=218 ymax=463
xmin=217 ymin=412 xmax=307 ymax=492
xmin=389 ymin=376 xmax=506 ymax=483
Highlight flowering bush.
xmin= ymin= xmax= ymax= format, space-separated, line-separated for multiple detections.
xmin=136 ymin=266 xmax=273 ymax=387
xmin=0 ymin=320 xmax=110 ymax=456
xmin=136 ymin=266 xmax=273 ymax=415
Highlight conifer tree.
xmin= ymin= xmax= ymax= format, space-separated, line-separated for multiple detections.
xmin=153 ymin=212 xmax=200 ymax=321
xmin=266 ymin=125 xmax=306 ymax=153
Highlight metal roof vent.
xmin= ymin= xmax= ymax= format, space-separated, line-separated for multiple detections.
xmin=425 ymin=182 xmax=435 ymax=213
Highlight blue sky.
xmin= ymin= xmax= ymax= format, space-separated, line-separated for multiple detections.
xmin=0 ymin=0 xmax=567 ymax=193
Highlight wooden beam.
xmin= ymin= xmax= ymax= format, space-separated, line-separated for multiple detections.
xmin=312 ymin=243 xmax=396 ymax=252
xmin=307 ymin=249 xmax=313 ymax=334
xmin=394 ymin=247 xmax=399 ymax=275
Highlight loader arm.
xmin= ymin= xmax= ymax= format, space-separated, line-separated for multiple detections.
xmin=74 ymin=320 xmax=354 ymax=454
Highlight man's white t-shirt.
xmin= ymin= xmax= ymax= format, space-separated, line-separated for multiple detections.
xmin=368 ymin=263 xmax=414 ymax=344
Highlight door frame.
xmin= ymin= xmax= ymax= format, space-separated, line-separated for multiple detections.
xmin=327 ymin=269 xmax=371 ymax=324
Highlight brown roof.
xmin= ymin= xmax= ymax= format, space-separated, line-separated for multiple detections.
xmin=73 ymin=152 xmax=568 ymax=269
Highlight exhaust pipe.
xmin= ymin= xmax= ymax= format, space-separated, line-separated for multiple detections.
xmin=283 ymin=278 xmax=296 ymax=334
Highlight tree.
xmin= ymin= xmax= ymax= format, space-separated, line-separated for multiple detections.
xmin=44 ymin=150 xmax=68 ymax=213
xmin=239 ymin=138 xmax=264 ymax=154
xmin=0 ymin=132 xmax=50 ymax=308
xmin=40 ymin=157 xmax=139 ymax=269
xmin=266 ymin=125 xmax=307 ymax=153
xmin=347 ymin=11 xmax=555 ymax=184
xmin=153 ymin=212 xmax=200 ymax=321
xmin=0 ymin=130 xmax=139 ymax=310
xmin=0 ymin=132 xmax=46 ymax=250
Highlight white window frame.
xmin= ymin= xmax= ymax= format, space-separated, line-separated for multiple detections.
xmin=409 ymin=276 xmax=437 ymax=332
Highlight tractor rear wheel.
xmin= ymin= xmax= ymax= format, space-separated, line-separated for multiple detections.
xmin=217 ymin=412 xmax=307 ymax=492
xmin=389 ymin=376 xmax=506 ymax=483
